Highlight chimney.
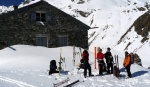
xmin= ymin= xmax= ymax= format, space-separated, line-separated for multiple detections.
xmin=13 ymin=5 xmax=18 ymax=10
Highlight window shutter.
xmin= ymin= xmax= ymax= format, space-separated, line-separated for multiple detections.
xmin=46 ymin=12 xmax=51 ymax=23
xmin=31 ymin=12 xmax=36 ymax=21
xmin=51 ymin=14 xmax=57 ymax=25
xmin=46 ymin=12 xmax=57 ymax=25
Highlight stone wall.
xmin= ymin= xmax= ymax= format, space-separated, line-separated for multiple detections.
xmin=0 ymin=2 xmax=88 ymax=49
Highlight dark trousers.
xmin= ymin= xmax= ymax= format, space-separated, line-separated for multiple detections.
xmin=107 ymin=63 xmax=113 ymax=74
xmin=98 ymin=64 xmax=103 ymax=75
xmin=84 ymin=61 xmax=91 ymax=76
xmin=125 ymin=65 xmax=132 ymax=77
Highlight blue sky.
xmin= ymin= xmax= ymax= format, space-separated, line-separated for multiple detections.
xmin=0 ymin=0 xmax=24 ymax=6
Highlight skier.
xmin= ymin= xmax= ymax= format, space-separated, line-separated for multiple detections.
xmin=82 ymin=46 xmax=93 ymax=78
xmin=96 ymin=47 xmax=105 ymax=75
xmin=123 ymin=51 xmax=132 ymax=78
xmin=105 ymin=47 xmax=113 ymax=74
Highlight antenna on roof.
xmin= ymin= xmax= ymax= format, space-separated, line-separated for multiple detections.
xmin=13 ymin=5 xmax=18 ymax=10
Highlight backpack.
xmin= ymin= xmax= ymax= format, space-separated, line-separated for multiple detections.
xmin=78 ymin=59 xmax=85 ymax=69
xmin=49 ymin=60 xmax=59 ymax=75
xmin=113 ymin=66 xmax=120 ymax=77
xmin=113 ymin=55 xmax=120 ymax=78
xmin=130 ymin=53 xmax=134 ymax=64
xmin=50 ymin=60 xmax=57 ymax=70
xmin=105 ymin=52 xmax=113 ymax=64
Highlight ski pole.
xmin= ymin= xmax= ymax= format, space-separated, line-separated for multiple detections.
xmin=79 ymin=47 xmax=82 ymax=59
xmin=59 ymin=48 xmax=62 ymax=76
xmin=64 ymin=58 xmax=66 ymax=69
xmin=117 ymin=55 xmax=119 ymax=69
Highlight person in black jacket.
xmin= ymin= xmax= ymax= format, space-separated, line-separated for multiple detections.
xmin=82 ymin=46 xmax=93 ymax=78
xmin=105 ymin=47 xmax=113 ymax=74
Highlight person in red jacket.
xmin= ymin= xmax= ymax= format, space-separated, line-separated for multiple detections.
xmin=97 ymin=47 xmax=104 ymax=75
xmin=82 ymin=46 xmax=93 ymax=78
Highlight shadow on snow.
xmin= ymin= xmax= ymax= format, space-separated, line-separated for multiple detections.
xmin=132 ymin=71 xmax=148 ymax=77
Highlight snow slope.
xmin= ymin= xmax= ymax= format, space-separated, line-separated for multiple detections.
xmin=0 ymin=45 xmax=150 ymax=87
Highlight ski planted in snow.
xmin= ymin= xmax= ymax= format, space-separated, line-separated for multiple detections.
xmin=73 ymin=45 xmax=75 ymax=66
xmin=53 ymin=77 xmax=69 ymax=87
xmin=79 ymin=47 xmax=82 ymax=59
xmin=58 ymin=48 xmax=62 ymax=76
xmin=64 ymin=80 xmax=79 ymax=87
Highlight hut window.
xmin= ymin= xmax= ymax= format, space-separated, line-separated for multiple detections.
xmin=58 ymin=35 xmax=68 ymax=47
xmin=36 ymin=12 xmax=46 ymax=22
xmin=36 ymin=36 xmax=48 ymax=47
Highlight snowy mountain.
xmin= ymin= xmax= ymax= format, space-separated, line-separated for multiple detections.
xmin=0 ymin=5 xmax=13 ymax=14
xmin=0 ymin=0 xmax=150 ymax=86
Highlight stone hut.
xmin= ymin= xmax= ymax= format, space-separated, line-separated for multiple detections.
xmin=0 ymin=0 xmax=90 ymax=49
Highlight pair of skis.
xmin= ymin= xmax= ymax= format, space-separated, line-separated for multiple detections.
xmin=58 ymin=48 xmax=62 ymax=76
xmin=64 ymin=80 xmax=80 ymax=87
xmin=73 ymin=46 xmax=82 ymax=66
xmin=53 ymin=77 xmax=81 ymax=87
xmin=53 ymin=78 xmax=69 ymax=87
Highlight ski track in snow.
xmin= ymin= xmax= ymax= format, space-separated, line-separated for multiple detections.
xmin=0 ymin=75 xmax=36 ymax=87
xmin=0 ymin=69 xmax=50 ymax=87
xmin=0 ymin=67 xmax=150 ymax=87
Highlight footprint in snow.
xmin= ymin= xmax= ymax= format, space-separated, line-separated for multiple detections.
xmin=10 ymin=71 xmax=14 ymax=73
xmin=22 ymin=71 xmax=28 ymax=73
xmin=106 ymin=83 xmax=113 ymax=86
xmin=91 ymin=82 xmax=98 ymax=87
xmin=39 ymin=75 xmax=45 ymax=77
xmin=143 ymin=79 xmax=150 ymax=84
xmin=116 ymin=83 xmax=125 ymax=86
xmin=88 ymin=78 xmax=94 ymax=81
xmin=30 ymin=73 xmax=34 ymax=74
xmin=97 ymin=79 xmax=108 ymax=83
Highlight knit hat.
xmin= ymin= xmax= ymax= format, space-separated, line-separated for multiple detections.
xmin=125 ymin=51 xmax=128 ymax=54
xmin=107 ymin=47 xmax=111 ymax=50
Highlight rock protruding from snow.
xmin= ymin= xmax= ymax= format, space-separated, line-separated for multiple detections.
xmin=71 ymin=0 xmax=90 ymax=4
